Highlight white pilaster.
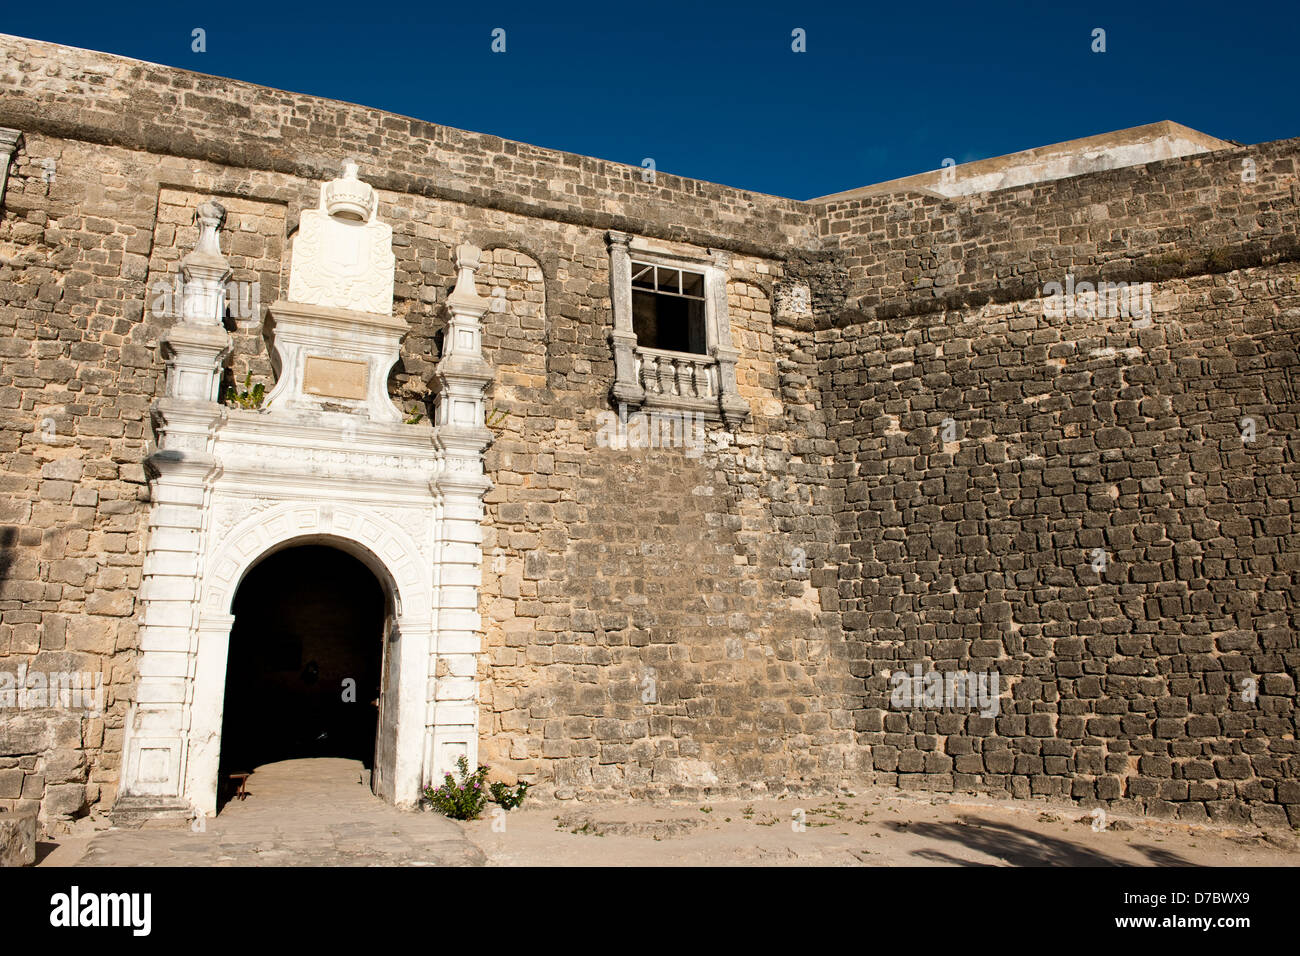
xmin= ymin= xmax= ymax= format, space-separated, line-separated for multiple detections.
xmin=117 ymin=201 xmax=232 ymax=820
xmin=428 ymin=244 xmax=494 ymax=781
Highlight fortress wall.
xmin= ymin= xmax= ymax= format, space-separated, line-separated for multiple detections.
xmin=2 ymin=32 xmax=1297 ymax=828
xmin=0 ymin=33 xmax=815 ymax=259
xmin=812 ymin=148 xmax=1300 ymax=824
xmin=816 ymin=137 xmax=1300 ymax=316
xmin=0 ymin=37 xmax=852 ymax=827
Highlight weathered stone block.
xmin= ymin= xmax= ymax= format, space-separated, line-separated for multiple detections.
xmin=0 ymin=810 xmax=37 ymax=866
xmin=0 ymin=768 xmax=23 ymax=799
xmin=41 ymin=783 xmax=86 ymax=819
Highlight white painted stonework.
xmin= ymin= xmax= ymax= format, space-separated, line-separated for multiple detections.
xmin=116 ymin=166 xmax=494 ymax=821
xmin=286 ymin=161 xmax=395 ymax=313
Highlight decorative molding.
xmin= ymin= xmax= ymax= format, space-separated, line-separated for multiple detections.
xmin=371 ymin=507 xmax=434 ymax=562
xmin=211 ymin=495 xmax=276 ymax=542
xmin=200 ymin=500 xmax=432 ymax=614
xmin=223 ymin=438 xmax=435 ymax=472
xmin=607 ymin=230 xmax=750 ymax=426
xmin=0 ymin=127 xmax=21 ymax=207
xmin=261 ymin=299 xmax=408 ymax=421
xmin=286 ymin=162 xmax=395 ymax=314
xmin=119 ymin=190 xmax=494 ymax=822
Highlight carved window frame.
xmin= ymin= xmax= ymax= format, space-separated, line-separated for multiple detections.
xmin=606 ymin=230 xmax=749 ymax=427
xmin=0 ymin=128 xmax=22 ymax=207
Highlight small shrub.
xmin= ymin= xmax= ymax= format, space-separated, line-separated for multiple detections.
xmin=424 ymin=756 xmax=489 ymax=820
xmin=225 ymin=372 xmax=265 ymax=409
xmin=1204 ymin=247 xmax=1231 ymax=271
xmin=490 ymin=780 xmax=530 ymax=810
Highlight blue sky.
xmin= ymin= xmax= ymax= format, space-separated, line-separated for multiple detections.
xmin=4 ymin=1 xmax=1296 ymax=199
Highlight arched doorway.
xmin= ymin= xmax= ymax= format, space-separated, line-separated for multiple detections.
xmin=216 ymin=544 xmax=387 ymax=808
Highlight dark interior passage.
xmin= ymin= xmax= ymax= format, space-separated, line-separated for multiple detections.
xmin=218 ymin=544 xmax=386 ymax=797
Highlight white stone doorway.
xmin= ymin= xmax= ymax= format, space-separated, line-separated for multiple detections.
xmin=180 ymin=506 xmax=437 ymax=819
xmin=115 ymin=167 xmax=496 ymax=827
xmin=215 ymin=542 xmax=391 ymax=810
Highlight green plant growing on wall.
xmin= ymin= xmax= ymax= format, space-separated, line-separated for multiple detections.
xmin=404 ymin=403 xmax=425 ymax=425
xmin=423 ymin=755 xmax=490 ymax=820
xmin=225 ymin=372 xmax=265 ymax=410
xmin=1204 ymin=247 xmax=1231 ymax=271
xmin=486 ymin=406 xmax=510 ymax=429
xmin=489 ymin=780 xmax=530 ymax=810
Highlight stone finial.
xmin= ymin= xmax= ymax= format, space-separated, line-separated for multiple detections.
xmin=189 ymin=200 xmax=227 ymax=261
xmin=178 ymin=198 xmax=232 ymax=327
xmin=447 ymin=243 xmax=487 ymax=312
xmin=323 ymin=160 xmax=375 ymax=222
xmin=455 ymin=242 xmax=481 ymax=274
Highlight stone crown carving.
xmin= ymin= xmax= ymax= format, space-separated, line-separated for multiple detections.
xmin=323 ymin=161 xmax=375 ymax=221
xmin=287 ymin=161 xmax=394 ymax=315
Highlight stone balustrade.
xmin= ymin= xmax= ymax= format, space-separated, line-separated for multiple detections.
xmin=635 ymin=347 xmax=719 ymax=401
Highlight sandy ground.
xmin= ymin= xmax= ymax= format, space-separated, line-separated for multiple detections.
xmin=35 ymin=759 xmax=1300 ymax=867
xmin=462 ymin=788 xmax=1300 ymax=867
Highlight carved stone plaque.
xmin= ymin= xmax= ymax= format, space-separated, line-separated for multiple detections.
xmin=302 ymin=355 xmax=368 ymax=400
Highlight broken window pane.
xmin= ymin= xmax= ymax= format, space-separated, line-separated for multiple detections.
xmin=656 ymin=265 xmax=681 ymax=295
xmin=680 ymin=270 xmax=704 ymax=297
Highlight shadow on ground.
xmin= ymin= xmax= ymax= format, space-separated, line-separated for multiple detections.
xmin=900 ymin=815 xmax=1193 ymax=867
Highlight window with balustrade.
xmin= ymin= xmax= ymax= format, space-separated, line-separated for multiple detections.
xmin=606 ymin=231 xmax=750 ymax=428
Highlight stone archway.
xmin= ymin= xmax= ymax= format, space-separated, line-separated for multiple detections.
xmin=183 ymin=503 xmax=434 ymax=817
xmin=216 ymin=544 xmax=387 ymax=805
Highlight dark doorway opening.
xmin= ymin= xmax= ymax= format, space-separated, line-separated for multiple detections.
xmin=217 ymin=544 xmax=386 ymax=808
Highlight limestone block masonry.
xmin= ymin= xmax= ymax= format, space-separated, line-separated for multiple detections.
xmin=0 ymin=33 xmax=1296 ymax=833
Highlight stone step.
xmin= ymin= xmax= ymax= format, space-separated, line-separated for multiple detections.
xmin=110 ymin=797 xmax=195 ymax=831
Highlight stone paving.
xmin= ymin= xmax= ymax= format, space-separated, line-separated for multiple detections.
xmin=42 ymin=757 xmax=1298 ymax=868
xmin=58 ymin=759 xmax=483 ymax=867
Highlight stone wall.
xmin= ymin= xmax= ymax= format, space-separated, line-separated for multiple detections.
xmin=0 ymin=129 xmax=156 ymax=829
xmin=0 ymin=38 xmax=852 ymax=825
xmin=816 ymin=136 xmax=1300 ymax=316
xmin=474 ymin=240 xmax=853 ymax=796
xmin=0 ymin=33 xmax=1296 ymax=830
xmin=811 ymin=145 xmax=1300 ymax=827
xmin=0 ymin=33 xmax=812 ymax=259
